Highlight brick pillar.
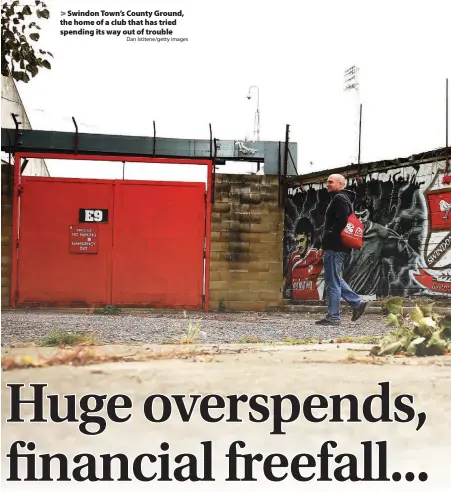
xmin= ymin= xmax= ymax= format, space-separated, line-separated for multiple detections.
xmin=209 ymin=174 xmax=284 ymax=311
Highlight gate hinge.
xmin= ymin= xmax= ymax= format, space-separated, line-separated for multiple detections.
xmin=16 ymin=239 xmax=20 ymax=248
xmin=202 ymin=293 xmax=205 ymax=308
xmin=17 ymin=185 xmax=23 ymax=196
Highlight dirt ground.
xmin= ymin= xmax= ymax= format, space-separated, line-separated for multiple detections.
xmin=2 ymin=343 xmax=451 ymax=491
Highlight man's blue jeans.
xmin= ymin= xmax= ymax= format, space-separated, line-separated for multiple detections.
xmin=323 ymin=250 xmax=362 ymax=320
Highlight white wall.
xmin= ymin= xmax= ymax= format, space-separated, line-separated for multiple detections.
xmin=1 ymin=75 xmax=49 ymax=176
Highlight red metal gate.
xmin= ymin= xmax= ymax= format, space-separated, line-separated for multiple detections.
xmin=111 ymin=180 xmax=206 ymax=308
xmin=13 ymin=155 xmax=211 ymax=310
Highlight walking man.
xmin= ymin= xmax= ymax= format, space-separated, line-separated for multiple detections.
xmin=316 ymin=174 xmax=367 ymax=325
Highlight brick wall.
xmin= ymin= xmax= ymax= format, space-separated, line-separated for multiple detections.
xmin=1 ymin=166 xmax=13 ymax=308
xmin=209 ymin=174 xmax=284 ymax=311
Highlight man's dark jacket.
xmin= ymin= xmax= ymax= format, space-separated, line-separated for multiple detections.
xmin=321 ymin=189 xmax=356 ymax=252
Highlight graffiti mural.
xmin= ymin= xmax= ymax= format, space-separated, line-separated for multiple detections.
xmin=284 ymin=161 xmax=451 ymax=300
xmin=284 ymin=217 xmax=324 ymax=300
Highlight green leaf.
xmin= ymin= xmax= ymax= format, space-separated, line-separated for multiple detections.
xmin=409 ymin=306 xmax=424 ymax=323
xmin=22 ymin=5 xmax=32 ymax=15
xmin=432 ymin=312 xmax=441 ymax=323
xmin=438 ymin=315 xmax=451 ymax=338
xmin=417 ymin=317 xmax=436 ymax=337
xmin=420 ymin=302 xmax=435 ymax=317
xmin=406 ymin=342 xmax=417 ymax=356
xmin=398 ymin=336 xmax=410 ymax=351
xmin=381 ymin=331 xmax=399 ymax=345
xmin=41 ymin=59 xmax=50 ymax=69
xmin=378 ymin=341 xmax=403 ymax=356
xmin=40 ymin=8 xmax=49 ymax=19
xmin=385 ymin=297 xmax=404 ymax=315
xmin=386 ymin=313 xmax=400 ymax=328
xmin=425 ymin=331 xmax=447 ymax=355
xmin=411 ymin=337 xmax=426 ymax=345
xmin=29 ymin=32 xmax=40 ymax=41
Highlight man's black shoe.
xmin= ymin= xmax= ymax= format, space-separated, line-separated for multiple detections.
xmin=315 ymin=318 xmax=341 ymax=326
xmin=352 ymin=301 xmax=367 ymax=322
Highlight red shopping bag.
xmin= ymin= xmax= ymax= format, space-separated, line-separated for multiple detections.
xmin=341 ymin=212 xmax=364 ymax=249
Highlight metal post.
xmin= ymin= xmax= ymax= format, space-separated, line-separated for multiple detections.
xmin=10 ymin=153 xmax=21 ymax=308
xmin=72 ymin=117 xmax=78 ymax=154
xmin=211 ymin=138 xmax=217 ymax=204
xmin=358 ymin=103 xmax=362 ymax=166
xmin=283 ymin=125 xmax=290 ymax=208
xmin=204 ymin=158 xmax=212 ymax=312
xmin=6 ymin=129 xmax=13 ymax=195
xmin=247 ymin=86 xmax=260 ymax=141
xmin=277 ymin=141 xmax=281 ymax=207
xmin=209 ymin=123 xmax=212 ymax=158
xmin=153 ymin=121 xmax=156 ymax=157
xmin=283 ymin=124 xmax=289 ymax=177
xmin=446 ymin=78 xmax=449 ymax=173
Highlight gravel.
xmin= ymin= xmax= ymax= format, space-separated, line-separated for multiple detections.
xmin=0 ymin=310 xmax=391 ymax=347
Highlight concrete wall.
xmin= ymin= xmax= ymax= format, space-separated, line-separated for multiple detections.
xmin=284 ymin=159 xmax=451 ymax=302
xmin=209 ymin=174 xmax=284 ymax=311
xmin=1 ymin=75 xmax=49 ymax=177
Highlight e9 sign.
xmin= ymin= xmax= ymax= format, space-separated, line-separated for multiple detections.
xmin=79 ymin=209 xmax=108 ymax=223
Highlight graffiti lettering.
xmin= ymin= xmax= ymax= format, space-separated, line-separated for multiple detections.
xmin=427 ymin=233 xmax=451 ymax=266
xmin=293 ymin=280 xmax=313 ymax=291
xmin=433 ymin=282 xmax=451 ymax=291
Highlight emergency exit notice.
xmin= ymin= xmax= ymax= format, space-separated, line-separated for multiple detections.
xmin=69 ymin=225 xmax=99 ymax=254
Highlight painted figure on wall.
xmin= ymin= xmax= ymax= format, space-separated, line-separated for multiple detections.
xmin=284 ymin=217 xmax=323 ymax=300
xmin=284 ymin=164 xmax=451 ymax=300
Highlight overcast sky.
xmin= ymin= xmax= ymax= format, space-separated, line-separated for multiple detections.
xmin=14 ymin=0 xmax=451 ymax=178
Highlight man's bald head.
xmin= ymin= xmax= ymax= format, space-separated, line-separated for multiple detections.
xmin=326 ymin=174 xmax=346 ymax=193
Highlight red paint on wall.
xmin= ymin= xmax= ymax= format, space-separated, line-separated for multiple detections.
xmin=425 ymin=189 xmax=451 ymax=231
